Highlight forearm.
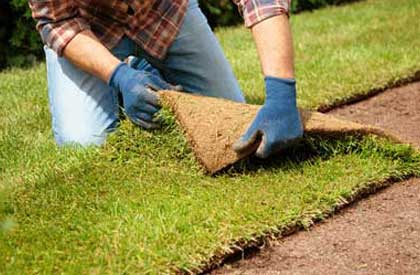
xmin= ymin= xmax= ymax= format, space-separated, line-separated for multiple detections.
xmin=251 ymin=15 xmax=294 ymax=79
xmin=63 ymin=30 xmax=120 ymax=82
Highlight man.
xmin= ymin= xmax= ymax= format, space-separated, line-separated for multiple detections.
xmin=29 ymin=0 xmax=303 ymax=159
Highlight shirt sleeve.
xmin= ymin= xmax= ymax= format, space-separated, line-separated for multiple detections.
xmin=28 ymin=0 xmax=90 ymax=56
xmin=233 ymin=0 xmax=291 ymax=28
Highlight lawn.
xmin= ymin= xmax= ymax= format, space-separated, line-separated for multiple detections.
xmin=1 ymin=0 xmax=420 ymax=273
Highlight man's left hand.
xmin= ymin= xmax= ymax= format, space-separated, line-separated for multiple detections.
xmin=233 ymin=76 xmax=303 ymax=158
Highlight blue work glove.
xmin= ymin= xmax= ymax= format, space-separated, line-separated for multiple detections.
xmin=233 ymin=76 xmax=304 ymax=158
xmin=108 ymin=61 xmax=180 ymax=129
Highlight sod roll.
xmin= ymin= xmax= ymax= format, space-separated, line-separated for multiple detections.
xmin=160 ymin=91 xmax=402 ymax=174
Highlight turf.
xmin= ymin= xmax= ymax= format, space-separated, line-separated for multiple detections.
xmin=1 ymin=0 xmax=420 ymax=273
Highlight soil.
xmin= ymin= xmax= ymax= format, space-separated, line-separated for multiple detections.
xmin=329 ymin=82 xmax=420 ymax=148
xmin=212 ymin=82 xmax=420 ymax=275
xmin=159 ymin=91 xmax=398 ymax=174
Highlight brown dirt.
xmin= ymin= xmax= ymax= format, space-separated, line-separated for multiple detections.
xmin=212 ymin=82 xmax=420 ymax=275
xmin=329 ymin=82 xmax=420 ymax=148
xmin=159 ymin=91 xmax=399 ymax=174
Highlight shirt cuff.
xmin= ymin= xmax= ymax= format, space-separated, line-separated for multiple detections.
xmin=237 ymin=0 xmax=291 ymax=28
xmin=39 ymin=17 xmax=90 ymax=56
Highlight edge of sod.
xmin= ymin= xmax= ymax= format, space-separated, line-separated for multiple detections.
xmin=156 ymin=87 xmax=420 ymax=273
xmin=181 ymin=136 xmax=420 ymax=274
xmin=317 ymin=70 xmax=420 ymax=112
xmin=198 ymin=173 xmax=418 ymax=274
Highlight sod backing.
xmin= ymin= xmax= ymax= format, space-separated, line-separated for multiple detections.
xmin=160 ymin=91 xmax=402 ymax=174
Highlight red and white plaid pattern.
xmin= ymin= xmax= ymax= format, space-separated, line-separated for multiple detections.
xmin=234 ymin=0 xmax=291 ymax=27
xmin=29 ymin=0 xmax=290 ymax=59
xmin=29 ymin=0 xmax=188 ymax=59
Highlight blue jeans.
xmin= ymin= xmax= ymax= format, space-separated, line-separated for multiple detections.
xmin=45 ymin=0 xmax=245 ymax=146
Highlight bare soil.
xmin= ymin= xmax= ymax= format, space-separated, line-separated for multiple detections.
xmin=330 ymin=82 xmax=420 ymax=148
xmin=212 ymin=82 xmax=420 ymax=275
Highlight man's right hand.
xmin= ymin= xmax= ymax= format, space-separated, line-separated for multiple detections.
xmin=108 ymin=62 xmax=178 ymax=129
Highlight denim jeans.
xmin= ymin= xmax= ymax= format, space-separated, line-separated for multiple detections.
xmin=45 ymin=0 xmax=245 ymax=146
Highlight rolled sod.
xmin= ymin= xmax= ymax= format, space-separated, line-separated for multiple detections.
xmin=159 ymin=91 xmax=403 ymax=174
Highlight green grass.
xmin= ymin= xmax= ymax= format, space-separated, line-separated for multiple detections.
xmin=1 ymin=0 xmax=420 ymax=273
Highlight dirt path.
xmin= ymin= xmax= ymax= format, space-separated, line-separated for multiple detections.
xmin=213 ymin=82 xmax=420 ymax=275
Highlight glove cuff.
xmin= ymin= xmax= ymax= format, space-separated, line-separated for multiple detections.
xmin=265 ymin=76 xmax=296 ymax=84
xmin=264 ymin=76 xmax=297 ymax=102
xmin=108 ymin=62 xmax=130 ymax=90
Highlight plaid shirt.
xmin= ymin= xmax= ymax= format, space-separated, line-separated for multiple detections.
xmin=29 ymin=0 xmax=290 ymax=60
